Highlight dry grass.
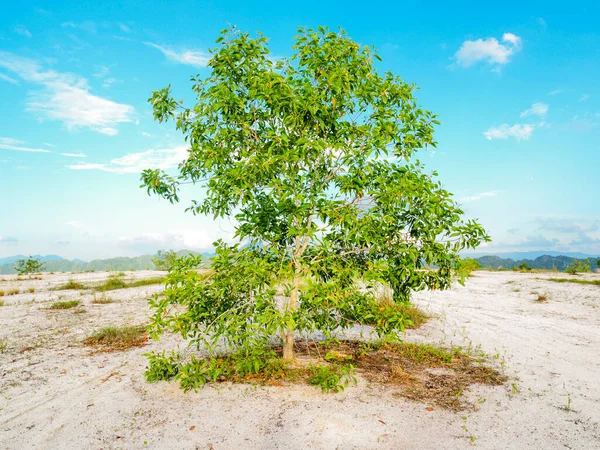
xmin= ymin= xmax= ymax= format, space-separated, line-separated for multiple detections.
xmin=0 ymin=299 xmax=5 ymax=307
xmin=0 ymin=290 xmax=4 ymax=297
xmin=5 ymin=288 xmax=20 ymax=296
xmin=84 ymin=325 xmax=148 ymax=352
xmin=531 ymin=292 xmax=548 ymax=303
xmin=293 ymin=340 xmax=506 ymax=411
xmin=47 ymin=300 xmax=81 ymax=310
xmin=26 ymin=287 xmax=36 ymax=293
xmin=91 ymin=295 xmax=116 ymax=304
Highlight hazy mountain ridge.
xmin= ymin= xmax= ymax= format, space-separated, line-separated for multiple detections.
xmin=475 ymin=254 xmax=600 ymax=271
xmin=0 ymin=250 xmax=211 ymax=274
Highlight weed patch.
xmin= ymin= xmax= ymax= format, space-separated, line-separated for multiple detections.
xmin=94 ymin=275 xmax=166 ymax=292
xmin=53 ymin=280 xmax=86 ymax=290
xmin=47 ymin=300 xmax=81 ymax=310
xmin=542 ymin=278 xmax=600 ymax=287
xmin=84 ymin=325 xmax=148 ymax=352
xmin=6 ymin=288 xmax=20 ymax=296
xmin=144 ymin=339 xmax=505 ymax=409
xmin=92 ymin=295 xmax=116 ymax=304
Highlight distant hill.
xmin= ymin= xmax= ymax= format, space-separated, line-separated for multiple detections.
xmin=0 ymin=254 xmax=66 ymax=266
xmin=0 ymin=250 xmax=213 ymax=274
xmin=465 ymin=251 xmax=600 ymax=260
xmin=474 ymin=254 xmax=600 ymax=271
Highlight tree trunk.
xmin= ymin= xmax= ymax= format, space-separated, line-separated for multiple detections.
xmin=282 ymin=275 xmax=300 ymax=360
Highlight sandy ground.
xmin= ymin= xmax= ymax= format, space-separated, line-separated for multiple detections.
xmin=0 ymin=270 xmax=599 ymax=449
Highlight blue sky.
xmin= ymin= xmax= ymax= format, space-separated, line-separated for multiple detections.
xmin=1 ymin=0 xmax=599 ymax=260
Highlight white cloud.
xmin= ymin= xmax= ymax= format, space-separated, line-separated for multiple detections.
xmin=0 ymin=51 xmax=134 ymax=135
xmin=0 ymin=73 xmax=19 ymax=84
xmin=119 ymin=230 xmax=217 ymax=252
xmin=0 ymin=137 xmax=25 ymax=145
xmin=68 ymin=145 xmax=189 ymax=174
xmin=44 ymin=142 xmax=56 ymax=148
xmin=14 ymin=25 xmax=32 ymax=38
xmin=483 ymin=124 xmax=534 ymax=141
xmin=455 ymin=33 xmax=521 ymax=68
xmin=61 ymin=152 xmax=86 ymax=157
xmin=520 ymin=102 xmax=548 ymax=118
xmin=0 ymin=236 xmax=18 ymax=243
xmin=0 ymin=137 xmax=52 ymax=153
xmin=579 ymin=94 xmax=590 ymax=102
xmin=548 ymin=89 xmax=563 ymax=96
xmin=145 ymin=42 xmax=210 ymax=67
xmin=460 ymin=191 xmax=498 ymax=203
xmin=118 ymin=23 xmax=131 ymax=33
xmin=140 ymin=131 xmax=152 ymax=137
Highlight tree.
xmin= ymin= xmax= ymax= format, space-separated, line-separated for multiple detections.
xmin=152 ymin=250 xmax=179 ymax=271
xmin=141 ymin=27 xmax=489 ymax=364
xmin=565 ymin=260 xmax=590 ymax=275
xmin=16 ymin=256 xmax=45 ymax=278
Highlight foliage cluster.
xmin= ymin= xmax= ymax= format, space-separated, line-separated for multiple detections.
xmin=565 ymin=260 xmax=590 ymax=275
xmin=141 ymin=25 xmax=489 ymax=383
xmin=15 ymin=257 xmax=44 ymax=278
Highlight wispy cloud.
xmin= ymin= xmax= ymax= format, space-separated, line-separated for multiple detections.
xmin=0 ymin=51 xmax=134 ymax=135
xmin=61 ymin=21 xmax=97 ymax=33
xmin=68 ymin=145 xmax=189 ymax=174
xmin=118 ymin=23 xmax=131 ymax=33
xmin=548 ymin=89 xmax=563 ymax=96
xmin=0 ymin=137 xmax=52 ymax=153
xmin=14 ymin=25 xmax=32 ymax=38
xmin=483 ymin=124 xmax=534 ymax=141
xmin=579 ymin=94 xmax=590 ymax=102
xmin=119 ymin=230 xmax=219 ymax=252
xmin=145 ymin=42 xmax=210 ymax=67
xmin=0 ymin=236 xmax=18 ymax=244
xmin=520 ymin=102 xmax=548 ymax=118
xmin=0 ymin=73 xmax=19 ymax=85
xmin=61 ymin=152 xmax=86 ymax=158
xmin=459 ymin=191 xmax=498 ymax=203
xmin=455 ymin=33 xmax=521 ymax=68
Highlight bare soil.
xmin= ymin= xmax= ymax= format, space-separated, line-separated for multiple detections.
xmin=1 ymin=270 xmax=599 ymax=449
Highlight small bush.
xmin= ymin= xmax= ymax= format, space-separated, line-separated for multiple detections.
xmin=307 ymin=364 xmax=356 ymax=393
xmin=455 ymin=257 xmax=481 ymax=279
xmin=519 ymin=262 xmax=532 ymax=272
xmin=565 ymin=260 xmax=590 ymax=275
xmin=26 ymin=287 xmax=36 ymax=293
xmin=48 ymin=300 xmax=81 ymax=310
xmin=6 ymin=288 xmax=20 ymax=296
xmin=0 ymin=290 xmax=4 ymax=297
xmin=0 ymin=299 xmax=5 ymax=307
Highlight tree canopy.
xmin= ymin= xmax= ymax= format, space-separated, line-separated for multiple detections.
xmin=142 ymin=26 xmax=489 ymax=363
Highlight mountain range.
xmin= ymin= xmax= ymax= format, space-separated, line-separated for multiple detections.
xmin=0 ymin=251 xmax=210 ymax=274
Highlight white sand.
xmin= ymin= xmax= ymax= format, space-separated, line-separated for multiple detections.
xmin=0 ymin=270 xmax=599 ymax=449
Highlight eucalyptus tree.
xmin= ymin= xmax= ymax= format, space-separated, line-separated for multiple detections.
xmin=142 ymin=27 xmax=489 ymax=362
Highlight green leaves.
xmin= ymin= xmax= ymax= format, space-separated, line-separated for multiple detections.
xmin=142 ymin=26 xmax=490 ymax=372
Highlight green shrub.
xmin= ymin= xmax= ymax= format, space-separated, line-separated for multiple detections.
xmin=307 ymin=364 xmax=356 ymax=393
xmin=565 ymin=260 xmax=590 ymax=275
